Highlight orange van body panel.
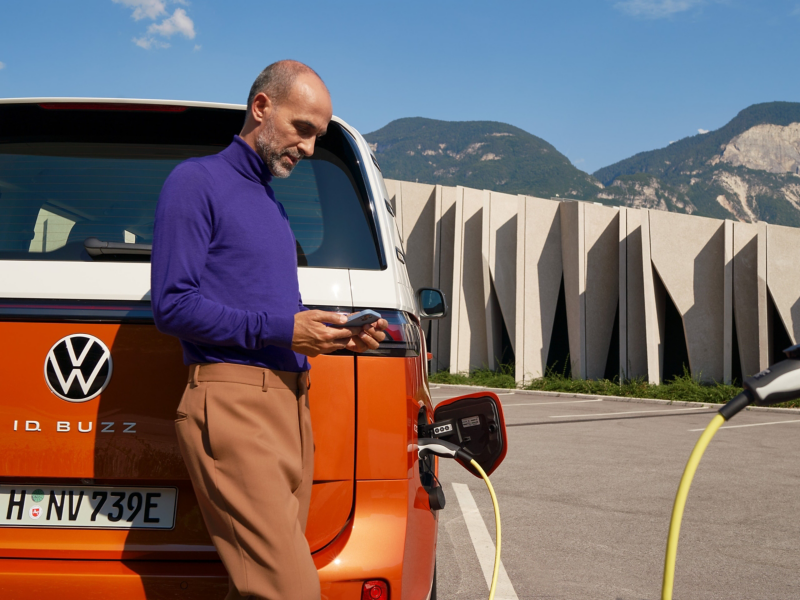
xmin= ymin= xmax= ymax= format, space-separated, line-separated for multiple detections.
xmin=356 ymin=356 xmax=430 ymax=481
xmin=307 ymin=355 xmax=356 ymax=482
xmin=0 ymin=321 xmax=436 ymax=597
xmin=316 ymin=479 xmax=433 ymax=600
xmin=0 ymin=322 xmax=186 ymax=480
xmin=0 ymin=559 xmax=230 ymax=599
xmin=305 ymin=480 xmax=353 ymax=552
xmin=0 ymin=481 xmax=432 ymax=599
xmin=0 ymin=323 xmax=355 ymax=558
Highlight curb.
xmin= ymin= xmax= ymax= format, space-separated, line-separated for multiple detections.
xmin=428 ymin=383 xmax=800 ymax=415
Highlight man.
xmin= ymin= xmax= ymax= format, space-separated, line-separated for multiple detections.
xmin=151 ymin=60 xmax=387 ymax=600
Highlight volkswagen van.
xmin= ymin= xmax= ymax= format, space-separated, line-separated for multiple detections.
xmin=0 ymin=98 xmax=449 ymax=599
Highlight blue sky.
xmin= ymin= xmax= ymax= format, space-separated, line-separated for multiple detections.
xmin=1 ymin=0 xmax=798 ymax=173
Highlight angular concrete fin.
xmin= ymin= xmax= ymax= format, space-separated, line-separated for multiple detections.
xmin=757 ymin=221 xmax=769 ymax=370
xmin=584 ymin=204 xmax=619 ymax=380
xmin=765 ymin=223 xmax=800 ymax=352
xmin=641 ymin=211 xmax=662 ymax=384
xmin=515 ymin=196 xmax=562 ymax=384
xmin=481 ymin=190 xmax=495 ymax=370
xmin=484 ymin=192 xmax=518 ymax=360
xmin=449 ymin=186 xmax=489 ymax=373
xmin=621 ymin=208 xmax=647 ymax=380
xmin=399 ymin=181 xmax=436 ymax=293
xmin=732 ymin=221 xmax=760 ymax=377
xmin=430 ymin=185 xmax=457 ymax=374
xmin=559 ymin=201 xmax=586 ymax=379
xmin=516 ymin=195 xmax=527 ymax=383
xmin=648 ymin=211 xmax=724 ymax=383
xmin=724 ymin=220 xmax=734 ymax=384
xmin=619 ymin=208 xmax=628 ymax=380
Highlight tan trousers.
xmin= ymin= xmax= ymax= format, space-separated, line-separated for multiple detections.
xmin=175 ymin=363 xmax=319 ymax=600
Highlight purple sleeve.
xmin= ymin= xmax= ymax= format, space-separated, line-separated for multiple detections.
xmin=151 ymin=161 xmax=295 ymax=349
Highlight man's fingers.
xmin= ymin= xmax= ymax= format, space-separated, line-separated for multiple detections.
xmin=357 ymin=330 xmax=381 ymax=350
xmin=325 ymin=326 xmax=356 ymax=340
xmin=310 ymin=310 xmax=348 ymax=325
xmin=361 ymin=324 xmax=386 ymax=343
xmin=348 ymin=336 xmax=367 ymax=353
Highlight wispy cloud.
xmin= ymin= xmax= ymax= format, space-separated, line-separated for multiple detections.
xmin=114 ymin=0 xmax=196 ymax=49
xmin=147 ymin=8 xmax=195 ymax=39
xmin=193 ymin=44 xmax=201 ymax=51
xmin=792 ymin=4 xmax=800 ymax=16
xmin=133 ymin=37 xmax=170 ymax=49
xmin=698 ymin=128 xmax=709 ymax=134
xmin=0 ymin=61 xmax=5 ymax=71
xmin=113 ymin=0 xmax=167 ymax=21
xmin=614 ymin=0 xmax=704 ymax=19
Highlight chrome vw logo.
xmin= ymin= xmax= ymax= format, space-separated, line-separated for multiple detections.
xmin=44 ymin=334 xmax=113 ymax=402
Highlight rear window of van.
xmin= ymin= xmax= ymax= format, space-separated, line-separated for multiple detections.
xmin=0 ymin=104 xmax=382 ymax=270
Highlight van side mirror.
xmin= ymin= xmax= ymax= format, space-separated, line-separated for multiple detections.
xmin=418 ymin=287 xmax=447 ymax=319
xmin=425 ymin=391 xmax=507 ymax=478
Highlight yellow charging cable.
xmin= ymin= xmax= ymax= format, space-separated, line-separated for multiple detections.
xmin=470 ymin=459 xmax=502 ymax=600
xmin=661 ymin=413 xmax=725 ymax=600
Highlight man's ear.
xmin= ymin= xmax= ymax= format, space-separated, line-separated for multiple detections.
xmin=250 ymin=92 xmax=272 ymax=124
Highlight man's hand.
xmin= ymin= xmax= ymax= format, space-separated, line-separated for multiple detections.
xmin=344 ymin=317 xmax=388 ymax=353
xmin=291 ymin=311 xmax=359 ymax=357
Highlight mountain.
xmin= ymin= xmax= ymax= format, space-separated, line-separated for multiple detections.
xmin=593 ymin=102 xmax=800 ymax=226
xmin=364 ymin=117 xmax=602 ymax=200
xmin=366 ymin=104 xmax=800 ymax=227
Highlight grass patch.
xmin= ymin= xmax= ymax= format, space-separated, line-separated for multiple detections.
xmin=428 ymin=367 xmax=800 ymax=409
xmin=428 ymin=364 xmax=516 ymax=390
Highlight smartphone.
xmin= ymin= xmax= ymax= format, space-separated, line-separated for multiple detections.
xmin=333 ymin=309 xmax=382 ymax=328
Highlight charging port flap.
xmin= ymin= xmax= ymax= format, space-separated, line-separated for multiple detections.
xmin=427 ymin=392 xmax=507 ymax=478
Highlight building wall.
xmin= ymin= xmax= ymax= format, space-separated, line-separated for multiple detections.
xmin=384 ymin=179 xmax=799 ymax=383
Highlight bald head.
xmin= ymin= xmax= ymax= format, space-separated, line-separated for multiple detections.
xmin=240 ymin=60 xmax=332 ymax=178
xmin=246 ymin=60 xmax=326 ymax=112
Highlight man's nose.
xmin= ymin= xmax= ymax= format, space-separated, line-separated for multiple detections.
xmin=298 ymin=138 xmax=315 ymax=157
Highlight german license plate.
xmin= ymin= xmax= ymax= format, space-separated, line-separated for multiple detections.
xmin=0 ymin=485 xmax=177 ymax=529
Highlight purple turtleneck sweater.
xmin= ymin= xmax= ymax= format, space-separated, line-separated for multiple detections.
xmin=151 ymin=135 xmax=309 ymax=372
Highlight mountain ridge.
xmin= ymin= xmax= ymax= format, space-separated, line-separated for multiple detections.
xmin=366 ymin=102 xmax=800 ymax=227
xmin=592 ymin=102 xmax=800 ymax=226
xmin=364 ymin=117 xmax=601 ymax=200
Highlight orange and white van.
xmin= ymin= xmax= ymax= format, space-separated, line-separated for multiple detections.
xmin=0 ymin=98 xmax=505 ymax=600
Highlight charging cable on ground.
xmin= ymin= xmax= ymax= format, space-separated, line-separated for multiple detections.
xmin=661 ymin=345 xmax=800 ymax=600
xmin=418 ymin=438 xmax=502 ymax=600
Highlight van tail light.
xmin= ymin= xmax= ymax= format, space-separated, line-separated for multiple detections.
xmin=361 ymin=580 xmax=389 ymax=599
xmin=359 ymin=310 xmax=420 ymax=358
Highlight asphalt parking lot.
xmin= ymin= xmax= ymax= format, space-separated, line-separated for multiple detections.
xmin=430 ymin=385 xmax=800 ymax=600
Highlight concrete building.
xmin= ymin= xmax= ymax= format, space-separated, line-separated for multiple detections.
xmin=385 ymin=179 xmax=800 ymax=385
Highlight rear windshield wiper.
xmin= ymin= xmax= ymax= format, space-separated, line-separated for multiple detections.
xmin=84 ymin=237 xmax=152 ymax=259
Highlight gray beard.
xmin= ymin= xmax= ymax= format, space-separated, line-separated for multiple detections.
xmin=256 ymin=117 xmax=301 ymax=179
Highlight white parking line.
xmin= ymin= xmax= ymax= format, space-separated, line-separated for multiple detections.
xmin=503 ymin=399 xmax=604 ymax=407
xmin=549 ymin=406 xmax=710 ymax=419
xmin=689 ymin=419 xmax=800 ymax=432
xmin=452 ymin=483 xmax=519 ymax=600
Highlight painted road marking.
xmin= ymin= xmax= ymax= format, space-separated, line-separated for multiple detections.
xmin=452 ymin=482 xmax=519 ymax=600
xmin=689 ymin=419 xmax=800 ymax=432
xmin=503 ymin=399 xmax=604 ymax=407
xmin=550 ymin=406 xmax=710 ymax=419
